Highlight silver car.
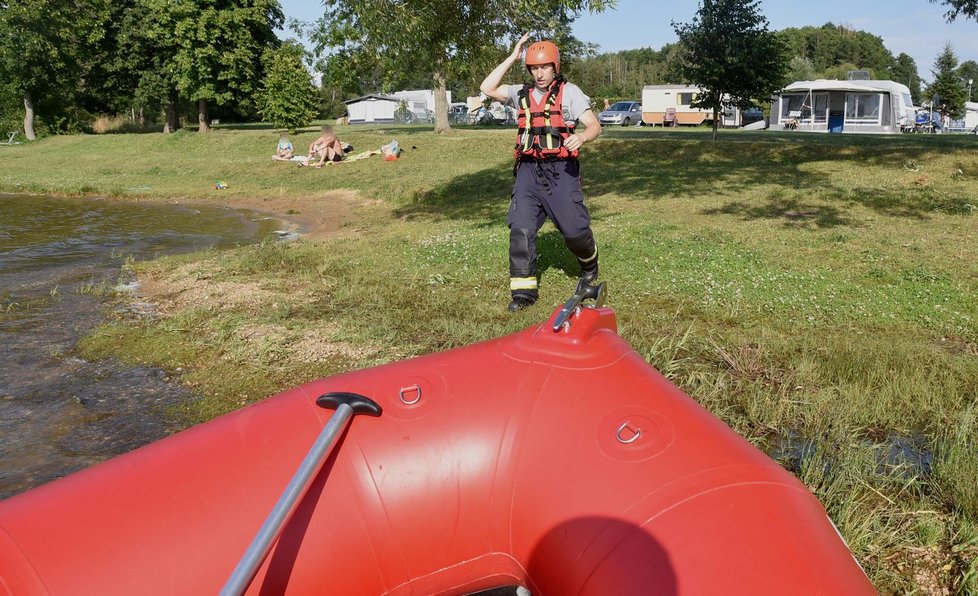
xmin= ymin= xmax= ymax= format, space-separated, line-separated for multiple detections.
xmin=598 ymin=101 xmax=644 ymax=126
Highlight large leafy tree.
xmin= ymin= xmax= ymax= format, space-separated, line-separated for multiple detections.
xmin=113 ymin=0 xmax=185 ymax=132
xmin=673 ymin=0 xmax=788 ymax=141
xmin=82 ymin=0 xmax=140 ymax=118
xmin=925 ymin=43 xmax=968 ymax=119
xmin=0 ymin=0 xmax=111 ymax=139
xmin=257 ymin=42 xmax=319 ymax=132
xmin=311 ymin=0 xmax=614 ymax=134
xmin=172 ymin=0 xmax=284 ymax=133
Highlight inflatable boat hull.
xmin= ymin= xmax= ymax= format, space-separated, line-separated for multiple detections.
xmin=0 ymin=307 xmax=874 ymax=594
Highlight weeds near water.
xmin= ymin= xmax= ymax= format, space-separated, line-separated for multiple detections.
xmin=75 ymin=278 xmax=116 ymax=297
xmin=644 ymin=325 xmax=695 ymax=380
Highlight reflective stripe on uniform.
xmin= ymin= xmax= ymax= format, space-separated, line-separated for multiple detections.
xmin=578 ymin=246 xmax=598 ymax=263
xmin=510 ymin=277 xmax=538 ymax=291
xmin=544 ymin=104 xmax=554 ymax=150
xmin=520 ymin=96 xmax=532 ymax=152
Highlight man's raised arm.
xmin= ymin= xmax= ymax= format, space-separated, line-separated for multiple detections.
xmin=480 ymin=33 xmax=530 ymax=102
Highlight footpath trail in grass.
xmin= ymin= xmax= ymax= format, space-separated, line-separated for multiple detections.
xmin=5 ymin=125 xmax=978 ymax=592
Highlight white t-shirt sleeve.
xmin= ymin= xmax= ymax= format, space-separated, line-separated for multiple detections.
xmin=506 ymin=84 xmax=522 ymax=108
xmin=560 ymin=83 xmax=592 ymax=122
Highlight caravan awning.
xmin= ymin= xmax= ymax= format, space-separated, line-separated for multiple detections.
xmin=782 ymin=80 xmax=881 ymax=93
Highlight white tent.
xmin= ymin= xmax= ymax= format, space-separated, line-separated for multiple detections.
xmin=772 ymin=79 xmax=915 ymax=133
xmin=965 ymin=102 xmax=978 ymax=132
xmin=344 ymin=95 xmax=398 ymax=124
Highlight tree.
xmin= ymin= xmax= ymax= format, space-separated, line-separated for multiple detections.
xmin=311 ymin=0 xmax=614 ymax=134
xmin=257 ymin=42 xmax=319 ymax=132
xmin=112 ymin=0 xmax=185 ymax=132
xmin=786 ymin=56 xmax=817 ymax=83
xmin=821 ymin=62 xmax=869 ymax=80
xmin=564 ymin=44 xmax=686 ymax=100
xmin=925 ymin=43 xmax=967 ymax=119
xmin=933 ymin=0 xmax=978 ymax=21
xmin=890 ymin=53 xmax=922 ymax=105
xmin=957 ymin=59 xmax=978 ymax=102
xmin=776 ymin=24 xmax=895 ymax=78
xmin=81 ymin=0 xmax=141 ymax=120
xmin=673 ymin=0 xmax=788 ymax=141
xmin=172 ymin=0 xmax=283 ymax=133
xmin=0 ymin=0 xmax=111 ymax=139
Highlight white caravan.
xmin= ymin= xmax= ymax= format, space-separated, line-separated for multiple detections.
xmin=641 ymin=85 xmax=744 ymax=126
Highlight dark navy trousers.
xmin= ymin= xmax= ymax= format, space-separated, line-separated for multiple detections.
xmin=507 ymin=159 xmax=596 ymax=298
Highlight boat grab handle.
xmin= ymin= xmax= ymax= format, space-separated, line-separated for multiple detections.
xmin=400 ymin=385 xmax=422 ymax=405
xmin=616 ymin=421 xmax=642 ymax=444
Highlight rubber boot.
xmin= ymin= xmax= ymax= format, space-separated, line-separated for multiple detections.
xmin=579 ymin=258 xmax=598 ymax=284
xmin=508 ymin=293 xmax=537 ymax=313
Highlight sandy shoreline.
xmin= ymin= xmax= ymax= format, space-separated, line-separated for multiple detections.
xmin=120 ymin=189 xmax=375 ymax=240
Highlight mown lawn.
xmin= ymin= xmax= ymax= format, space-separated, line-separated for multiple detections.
xmin=3 ymin=124 xmax=977 ymax=592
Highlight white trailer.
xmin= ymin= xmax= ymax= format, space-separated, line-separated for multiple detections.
xmin=641 ymin=85 xmax=747 ymax=127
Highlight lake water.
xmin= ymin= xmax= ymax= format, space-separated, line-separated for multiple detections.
xmin=0 ymin=194 xmax=283 ymax=498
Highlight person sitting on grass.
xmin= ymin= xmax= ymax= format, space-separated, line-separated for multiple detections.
xmin=304 ymin=125 xmax=346 ymax=168
xmin=272 ymin=133 xmax=294 ymax=161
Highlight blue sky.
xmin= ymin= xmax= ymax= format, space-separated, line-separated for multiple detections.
xmin=278 ymin=0 xmax=978 ymax=82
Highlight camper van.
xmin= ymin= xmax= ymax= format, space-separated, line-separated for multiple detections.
xmin=641 ymin=85 xmax=747 ymax=126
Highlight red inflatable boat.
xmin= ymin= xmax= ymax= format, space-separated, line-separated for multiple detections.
xmin=0 ymin=303 xmax=874 ymax=595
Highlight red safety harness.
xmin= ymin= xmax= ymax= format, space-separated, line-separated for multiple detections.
xmin=514 ymin=78 xmax=578 ymax=161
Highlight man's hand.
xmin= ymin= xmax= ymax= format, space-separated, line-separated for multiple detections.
xmin=482 ymin=32 xmax=531 ymax=102
xmin=563 ymin=133 xmax=584 ymax=152
xmin=511 ymin=33 xmax=530 ymax=62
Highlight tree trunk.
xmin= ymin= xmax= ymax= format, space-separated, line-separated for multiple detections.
xmin=433 ymin=66 xmax=452 ymax=134
xmin=163 ymin=89 xmax=179 ymax=133
xmin=712 ymin=106 xmax=719 ymax=142
xmin=197 ymin=99 xmax=210 ymax=133
xmin=138 ymin=104 xmax=145 ymax=127
xmin=23 ymin=91 xmax=36 ymax=141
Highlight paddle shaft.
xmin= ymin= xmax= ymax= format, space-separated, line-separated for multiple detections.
xmin=220 ymin=403 xmax=355 ymax=596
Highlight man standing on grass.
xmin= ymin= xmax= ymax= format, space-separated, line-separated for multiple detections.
xmin=480 ymin=33 xmax=603 ymax=313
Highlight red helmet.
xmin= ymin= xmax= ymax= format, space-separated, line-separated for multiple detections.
xmin=524 ymin=40 xmax=560 ymax=74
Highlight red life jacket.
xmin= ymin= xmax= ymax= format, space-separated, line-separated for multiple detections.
xmin=514 ymin=79 xmax=578 ymax=161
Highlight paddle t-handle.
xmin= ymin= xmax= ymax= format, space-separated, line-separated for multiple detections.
xmin=221 ymin=392 xmax=381 ymax=596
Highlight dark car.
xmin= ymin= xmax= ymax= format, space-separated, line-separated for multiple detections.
xmin=741 ymin=107 xmax=764 ymax=126
xmin=598 ymin=101 xmax=644 ymax=126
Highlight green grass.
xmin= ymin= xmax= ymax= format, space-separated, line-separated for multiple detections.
xmin=6 ymin=124 xmax=978 ymax=593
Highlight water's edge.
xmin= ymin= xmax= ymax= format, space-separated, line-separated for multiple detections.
xmin=0 ymin=194 xmax=287 ymax=498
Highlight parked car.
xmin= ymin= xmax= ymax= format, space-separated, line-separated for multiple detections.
xmin=741 ymin=107 xmax=764 ymax=126
xmin=598 ymin=101 xmax=643 ymax=126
